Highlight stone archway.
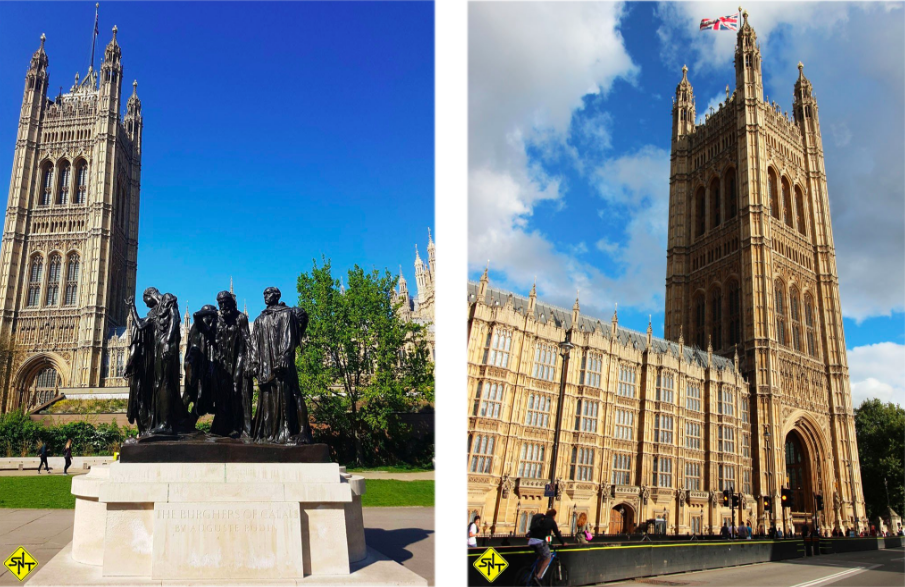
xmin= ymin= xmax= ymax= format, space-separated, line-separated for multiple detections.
xmin=609 ymin=503 xmax=635 ymax=534
xmin=782 ymin=414 xmax=829 ymax=534
xmin=13 ymin=353 xmax=68 ymax=411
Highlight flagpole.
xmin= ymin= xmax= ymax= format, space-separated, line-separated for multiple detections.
xmin=89 ymin=3 xmax=99 ymax=74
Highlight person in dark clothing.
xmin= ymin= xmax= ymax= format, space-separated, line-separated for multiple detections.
xmin=63 ymin=439 xmax=73 ymax=474
xmin=720 ymin=522 xmax=731 ymax=539
xmin=528 ymin=509 xmax=566 ymax=581
xmin=37 ymin=442 xmax=51 ymax=474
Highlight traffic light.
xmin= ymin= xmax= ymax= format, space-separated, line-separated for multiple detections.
xmin=732 ymin=493 xmax=740 ymax=508
xmin=763 ymin=496 xmax=773 ymax=512
xmin=781 ymin=487 xmax=793 ymax=509
xmin=816 ymin=494 xmax=824 ymax=511
xmin=722 ymin=490 xmax=730 ymax=507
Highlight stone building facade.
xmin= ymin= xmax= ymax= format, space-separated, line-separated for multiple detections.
xmin=664 ymin=12 xmax=865 ymax=534
xmin=466 ymin=13 xmax=866 ymax=536
xmin=467 ymin=274 xmax=752 ymax=537
xmin=0 ymin=29 xmax=143 ymax=413
xmin=396 ymin=228 xmax=435 ymax=357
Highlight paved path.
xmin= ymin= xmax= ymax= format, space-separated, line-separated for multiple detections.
xmin=604 ymin=547 xmax=904 ymax=587
xmin=0 ymin=507 xmax=434 ymax=585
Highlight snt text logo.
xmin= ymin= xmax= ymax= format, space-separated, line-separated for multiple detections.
xmin=5 ymin=547 xmax=39 ymax=581
xmin=473 ymin=547 xmax=508 ymax=582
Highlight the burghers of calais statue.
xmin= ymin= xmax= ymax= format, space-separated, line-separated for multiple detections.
xmin=183 ymin=304 xmax=218 ymax=428
xmin=125 ymin=287 xmax=190 ymax=437
xmin=249 ymin=286 xmax=313 ymax=444
xmin=212 ymin=291 xmax=254 ymax=437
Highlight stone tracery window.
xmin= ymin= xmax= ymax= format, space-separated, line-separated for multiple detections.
xmin=484 ymin=328 xmax=511 ymax=368
xmin=774 ymin=280 xmax=786 ymax=346
xmin=65 ymin=253 xmax=80 ymax=306
xmin=76 ymin=162 xmax=88 ymax=204
xmin=782 ymin=178 xmax=794 ymax=227
xmin=805 ymin=294 xmax=817 ymax=357
xmin=728 ymin=280 xmax=742 ymax=346
xmin=726 ymin=168 xmax=738 ymax=219
xmin=45 ymin=253 xmax=61 ymax=306
xmin=27 ymin=254 xmax=43 ymax=307
xmin=468 ymin=434 xmax=495 ymax=474
xmin=695 ymin=187 xmax=706 ymax=238
xmin=795 ymin=185 xmax=806 ymax=236
xmin=790 ymin=287 xmax=802 ymax=352
xmin=57 ymin=162 xmax=70 ymax=205
xmin=711 ymin=288 xmax=723 ymax=350
xmin=710 ymin=177 xmax=721 ymax=228
xmin=768 ymin=169 xmax=779 ymax=219
xmin=33 ymin=367 xmax=60 ymax=407
xmin=694 ymin=293 xmax=706 ymax=348
xmin=40 ymin=166 xmax=53 ymax=206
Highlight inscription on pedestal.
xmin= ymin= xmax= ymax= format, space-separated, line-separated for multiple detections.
xmin=151 ymin=502 xmax=303 ymax=580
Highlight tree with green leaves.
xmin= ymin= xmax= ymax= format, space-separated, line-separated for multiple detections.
xmin=296 ymin=258 xmax=433 ymax=466
xmin=855 ymin=398 xmax=904 ymax=524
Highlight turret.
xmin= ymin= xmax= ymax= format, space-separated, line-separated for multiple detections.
xmin=734 ymin=10 xmax=763 ymax=102
xmin=427 ymin=227 xmax=436 ymax=276
xmin=672 ymin=65 xmax=696 ymax=140
xmin=793 ymin=62 xmax=819 ymax=134
xmin=124 ymin=80 xmax=143 ymax=148
xmin=414 ymin=245 xmax=426 ymax=293
xmin=99 ymin=26 xmax=123 ymax=113
xmin=22 ymin=34 xmax=49 ymax=118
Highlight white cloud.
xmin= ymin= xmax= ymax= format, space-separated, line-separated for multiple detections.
xmin=847 ymin=342 xmax=905 ymax=408
xmin=469 ymin=2 xmax=638 ymax=306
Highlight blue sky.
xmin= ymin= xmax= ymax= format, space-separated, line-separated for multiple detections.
xmin=469 ymin=2 xmax=904 ymax=407
xmin=0 ymin=1 xmax=434 ymax=318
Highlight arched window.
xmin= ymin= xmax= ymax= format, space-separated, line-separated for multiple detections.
xmin=40 ymin=166 xmax=53 ymax=206
xmin=710 ymin=177 xmax=721 ymax=228
xmin=774 ymin=280 xmax=786 ymax=346
xmin=27 ymin=254 xmax=43 ymax=307
xmin=711 ymin=288 xmax=723 ymax=350
xmin=728 ymin=280 xmax=742 ymax=346
xmin=76 ymin=162 xmax=88 ymax=204
xmin=694 ymin=293 xmax=706 ymax=348
xmin=805 ymin=294 xmax=817 ymax=357
xmin=33 ymin=367 xmax=59 ymax=407
xmin=726 ymin=168 xmax=738 ymax=219
xmin=768 ymin=169 xmax=779 ymax=219
xmin=45 ymin=254 xmax=61 ymax=306
xmin=695 ymin=187 xmax=706 ymax=238
xmin=795 ymin=186 xmax=806 ymax=236
xmin=790 ymin=288 xmax=802 ymax=352
xmin=57 ymin=162 xmax=70 ymax=205
xmin=782 ymin=178 xmax=793 ymax=227
xmin=65 ymin=253 xmax=80 ymax=306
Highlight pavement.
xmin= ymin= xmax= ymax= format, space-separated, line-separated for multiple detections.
xmin=0 ymin=467 xmax=433 ymax=480
xmin=0 ymin=507 xmax=434 ymax=586
xmin=604 ymin=547 xmax=905 ymax=587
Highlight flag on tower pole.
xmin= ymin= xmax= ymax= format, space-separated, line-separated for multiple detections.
xmin=89 ymin=3 xmax=99 ymax=73
xmin=700 ymin=12 xmax=739 ymax=31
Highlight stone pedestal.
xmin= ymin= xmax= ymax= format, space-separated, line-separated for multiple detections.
xmin=69 ymin=460 xmax=369 ymax=581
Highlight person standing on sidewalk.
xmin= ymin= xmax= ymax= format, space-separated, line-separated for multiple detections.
xmin=468 ymin=515 xmax=480 ymax=547
xmin=63 ymin=439 xmax=73 ymax=474
xmin=37 ymin=441 xmax=51 ymax=474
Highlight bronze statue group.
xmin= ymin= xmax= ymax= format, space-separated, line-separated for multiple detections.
xmin=124 ymin=286 xmax=313 ymax=445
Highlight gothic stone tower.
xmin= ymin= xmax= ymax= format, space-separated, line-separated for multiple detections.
xmin=664 ymin=12 xmax=865 ymax=532
xmin=0 ymin=28 xmax=142 ymax=412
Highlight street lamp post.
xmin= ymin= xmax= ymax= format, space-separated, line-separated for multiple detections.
xmin=547 ymin=339 xmax=575 ymax=510
xmin=764 ymin=425 xmax=778 ymax=534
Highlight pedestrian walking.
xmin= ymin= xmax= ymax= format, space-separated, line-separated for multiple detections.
xmin=746 ymin=522 xmax=753 ymax=539
xmin=776 ymin=527 xmax=784 ymax=539
xmin=468 ymin=515 xmax=480 ymax=547
xmin=720 ymin=522 xmax=730 ymax=539
xmin=575 ymin=512 xmax=592 ymax=544
xmin=37 ymin=441 xmax=51 ymax=474
xmin=63 ymin=438 xmax=73 ymax=474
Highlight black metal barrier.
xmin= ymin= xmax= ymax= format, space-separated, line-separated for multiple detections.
xmin=467 ymin=536 xmax=905 ymax=586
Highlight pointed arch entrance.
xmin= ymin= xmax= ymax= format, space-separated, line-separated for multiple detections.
xmin=782 ymin=419 xmax=827 ymax=534
xmin=609 ymin=503 xmax=635 ymax=535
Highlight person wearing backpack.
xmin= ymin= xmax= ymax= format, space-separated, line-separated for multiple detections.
xmin=37 ymin=441 xmax=51 ymax=474
xmin=527 ymin=509 xmax=565 ymax=581
xmin=468 ymin=515 xmax=480 ymax=547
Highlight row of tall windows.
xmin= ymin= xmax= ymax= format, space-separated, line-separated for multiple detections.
xmin=580 ymin=352 xmax=602 ymax=388
xmin=655 ymin=372 xmax=675 ymax=403
xmin=774 ymin=281 xmax=818 ymax=357
xmin=468 ymin=434 xmax=495 ymax=474
xmin=525 ymin=393 xmax=551 ymax=428
xmin=485 ymin=329 xmax=512 ymax=368
xmin=686 ymin=383 xmax=702 ymax=412
xmin=653 ymin=414 xmax=674 ymax=444
xmin=767 ymin=169 xmax=807 ymax=236
xmin=574 ymin=399 xmax=599 ymax=433
xmin=686 ymin=421 xmax=702 ymax=449
xmin=718 ymin=425 xmax=735 ymax=453
xmin=685 ymin=462 xmax=702 ymax=490
xmin=718 ymin=388 xmax=734 ymax=416
xmin=693 ymin=281 xmax=742 ymax=352
xmin=27 ymin=252 xmax=80 ymax=308
xmin=570 ymin=447 xmax=594 ymax=481
xmin=617 ymin=365 xmax=636 ymax=398
xmin=652 ymin=456 xmax=673 ymax=488
xmin=612 ymin=453 xmax=632 ymax=485
xmin=533 ymin=343 xmax=557 ymax=381
xmin=39 ymin=162 xmax=88 ymax=206
xmin=694 ymin=169 xmax=738 ymax=239
xmin=472 ymin=382 xmax=505 ymax=418
xmin=519 ymin=443 xmax=545 ymax=478
xmin=614 ymin=408 xmax=634 ymax=440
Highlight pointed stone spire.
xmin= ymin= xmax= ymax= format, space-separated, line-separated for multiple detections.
xmin=131 ymin=79 xmax=138 ymax=97
xmin=734 ymin=344 xmax=740 ymax=371
xmin=184 ymin=303 xmax=190 ymax=328
xmin=678 ymin=324 xmax=685 ymax=358
xmin=230 ymin=276 xmax=234 ymax=295
xmin=707 ymin=334 xmax=713 ymax=366
xmin=339 ymin=276 xmax=346 ymax=295
xmin=611 ymin=303 xmax=618 ymax=337
xmin=572 ymin=290 xmax=580 ymax=325
xmin=243 ymin=300 xmax=248 ymax=317
xmin=646 ymin=315 xmax=653 ymax=349
xmin=479 ymin=260 xmax=489 ymax=297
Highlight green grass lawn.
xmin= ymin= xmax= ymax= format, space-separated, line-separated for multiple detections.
xmin=0 ymin=476 xmax=432 ymax=509
xmin=361 ymin=480 xmax=434 ymax=507
xmin=0 ymin=475 xmax=75 ymax=509
xmin=345 ymin=465 xmax=433 ymax=474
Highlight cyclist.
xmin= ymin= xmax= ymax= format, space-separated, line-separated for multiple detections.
xmin=527 ymin=509 xmax=566 ymax=582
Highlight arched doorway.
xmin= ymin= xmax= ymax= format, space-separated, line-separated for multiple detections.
xmin=609 ymin=503 xmax=635 ymax=535
xmin=785 ymin=430 xmax=814 ymax=534
xmin=14 ymin=356 xmax=64 ymax=411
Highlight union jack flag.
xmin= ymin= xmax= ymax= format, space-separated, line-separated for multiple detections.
xmin=700 ymin=13 xmax=739 ymax=31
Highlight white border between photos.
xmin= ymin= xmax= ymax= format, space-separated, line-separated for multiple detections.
xmin=435 ymin=0 xmax=468 ymax=585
